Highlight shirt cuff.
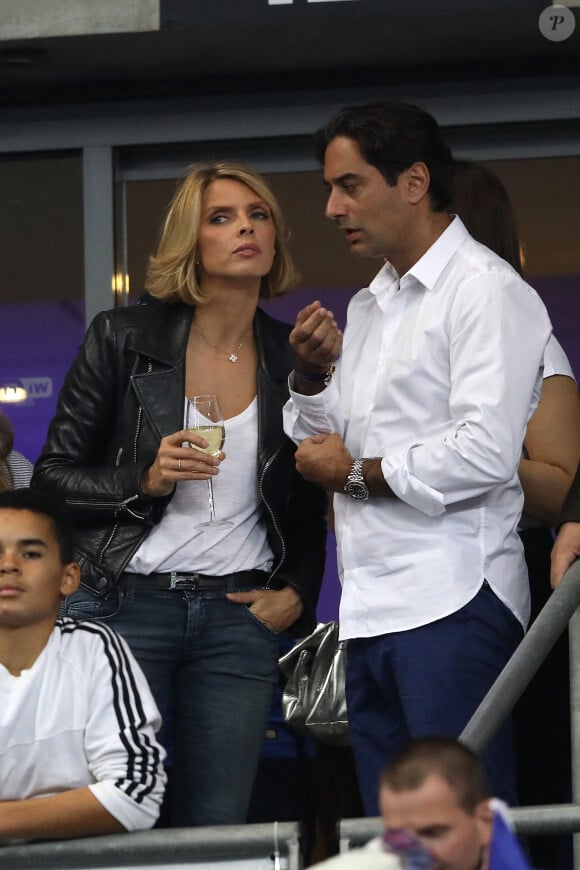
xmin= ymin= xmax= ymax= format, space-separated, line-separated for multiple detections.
xmin=288 ymin=370 xmax=334 ymax=396
xmin=382 ymin=450 xmax=446 ymax=517
xmin=89 ymin=781 xmax=160 ymax=832
xmin=284 ymin=376 xmax=342 ymax=436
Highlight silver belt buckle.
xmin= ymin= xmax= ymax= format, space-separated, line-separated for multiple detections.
xmin=169 ymin=572 xmax=200 ymax=590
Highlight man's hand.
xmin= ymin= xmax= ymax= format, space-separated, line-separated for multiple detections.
xmin=551 ymin=522 xmax=580 ymax=588
xmin=295 ymin=433 xmax=353 ymax=492
xmin=226 ymin=586 xmax=304 ymax=634
xmin=290 ymin=301 xmax=342 ymax=373
xmin=140 ymin=429 xmax=222 ymax=497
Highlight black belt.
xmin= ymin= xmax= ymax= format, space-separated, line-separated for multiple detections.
xmin=119 ymin=569 xmax=268 ymax=592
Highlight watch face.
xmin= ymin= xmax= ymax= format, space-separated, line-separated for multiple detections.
xmin=345 ymin=480 xmax=369 ymax=500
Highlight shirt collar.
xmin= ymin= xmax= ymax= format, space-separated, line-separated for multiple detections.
xmin=405 ymin=214 xmax=469 ymax=291
xmin=365 ymin=215 xmax=470 ymax=301
xmin=367 ymin=260 xmax=400 ymax=300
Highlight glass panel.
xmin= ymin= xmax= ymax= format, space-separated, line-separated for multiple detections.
xmin=125 ymin=178 xmax=179 ymax=305
xmin=0 ymin=152 xmax=84 ymax=466
xmin=480 ymin=156 xmax=580 ymax=379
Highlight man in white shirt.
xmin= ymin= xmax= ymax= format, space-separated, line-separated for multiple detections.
xmin=0 ymin=488 xmax=166 ymax=842
xmin=283 ymin=101 xmax=551 ymax=814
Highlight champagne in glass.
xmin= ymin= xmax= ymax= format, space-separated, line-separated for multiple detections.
xmin=186 ymin=394 xmax=233 ymax=530
xmin=190 ymin=423 xmax=225 ymax=458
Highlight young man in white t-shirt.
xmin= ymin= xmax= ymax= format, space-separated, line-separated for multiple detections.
xmin=0 ymin=488 xmax=166 ymax=842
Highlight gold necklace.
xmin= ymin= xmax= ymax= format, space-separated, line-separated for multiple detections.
xmin=193 ymin=322 xmax=249 ymax=363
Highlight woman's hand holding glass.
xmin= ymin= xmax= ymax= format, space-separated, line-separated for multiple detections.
xmin=140 ymin=428 xmax=222 ymax=498
xmin=186 ymin=394 xmax=233 ymax=530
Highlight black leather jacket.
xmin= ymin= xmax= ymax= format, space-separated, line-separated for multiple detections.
xmin=32 ymin=298 xmax=327 ymax=636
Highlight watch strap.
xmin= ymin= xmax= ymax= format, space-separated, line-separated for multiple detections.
xmin=344 ymin=458 xmax=370 ymax=499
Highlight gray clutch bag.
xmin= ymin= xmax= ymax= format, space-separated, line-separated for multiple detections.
xmin=279 ymin=621 xmax=349 ymax=746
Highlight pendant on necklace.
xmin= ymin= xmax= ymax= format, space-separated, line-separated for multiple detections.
xmin=228 ymin=354 xmax=238 ymax=363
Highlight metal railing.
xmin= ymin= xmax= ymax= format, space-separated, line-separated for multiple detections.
xmin=0 ymin=821 xmax=302 ymax=870
xmin=461 ymin=558 xmax=580 ymax=866
xmin=339 ymin=804 xmax=580 ymax=852
xmin=460 ymin=559 xmax=580 ymax=750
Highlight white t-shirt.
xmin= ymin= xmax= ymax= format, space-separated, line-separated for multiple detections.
xmin=543 ymin=333 xmax=575 ymax=380
xmin=284 ymin=217 xmax=551 ymax=639
xmin=128 ymin=397 xmax=274 ymax=576
xmin=518 ymin=333 xmax=575 ymax=530
xmin=310 ymin=838 xmax=401 ymax=870
xmin=0 ymin=617 xmax=166 ymax=831
xmin=311 ymin=851 xmax=400 ymax=870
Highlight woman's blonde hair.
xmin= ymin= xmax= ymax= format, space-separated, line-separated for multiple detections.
xmin=145 ymin=162 xmax=298 ymax=304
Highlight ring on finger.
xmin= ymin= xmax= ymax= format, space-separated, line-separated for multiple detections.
xmin=178 ymin=458 xmax=182 ymax=472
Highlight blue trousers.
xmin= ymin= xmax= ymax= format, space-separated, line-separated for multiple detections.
xmin=63 ymin=581 xmax=279 ymax=826
xmin=345 ymin=582 xmax=523 ymax=815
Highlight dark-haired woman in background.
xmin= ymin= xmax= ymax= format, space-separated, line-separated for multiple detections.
xmin=452 ymin=160 xmax=580 ymax=867
xmin=0 ymin=412 xmax=32 ymax=490
xmin=452 ymin=160 xmax=580 ymax=525
xmin=33 ymin=161 xmax=327 ymax=828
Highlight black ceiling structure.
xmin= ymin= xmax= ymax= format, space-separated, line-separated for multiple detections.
xmin=0 ymin=0 xmax=578 ymax=109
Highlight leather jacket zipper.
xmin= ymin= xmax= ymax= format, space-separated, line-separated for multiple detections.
xmin=259 ymin=443 xmax=286 ymax=588
xmin=98 ymin=366 xmax=151 ymax=566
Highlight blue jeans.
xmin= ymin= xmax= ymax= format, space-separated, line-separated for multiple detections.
xmin=62 ymin=580 xmax=279 ymax=826
xmin=345 ymin=582 xmax=523 ymax=815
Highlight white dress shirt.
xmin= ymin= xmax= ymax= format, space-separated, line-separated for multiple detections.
xmin=283 ymin=218 xmax=552 ymax=640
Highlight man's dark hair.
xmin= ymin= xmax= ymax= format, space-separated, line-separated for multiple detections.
xmin=0 ymin=487 xmax=74 ymax=564
xmin=380 ymin=737 xmax=491 ymax=814
xmin=314 ymin=101 xmax=454 ymax=212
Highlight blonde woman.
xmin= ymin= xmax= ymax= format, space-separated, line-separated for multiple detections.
xmin=33 ymin=162 xmax=327 ymax=827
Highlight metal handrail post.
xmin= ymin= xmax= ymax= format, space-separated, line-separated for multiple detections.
xmin=460 ymin=560 xmax=580 ymax=752
xmin=570 ymin=607 xmax=580 ymax=870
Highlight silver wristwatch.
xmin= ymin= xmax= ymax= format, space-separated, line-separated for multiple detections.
xmin=344 ymin=458 xmax=369 ymax=500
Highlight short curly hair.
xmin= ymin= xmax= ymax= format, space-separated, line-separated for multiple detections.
xmin=0 ymin=487 xmax=74 ymax=564
xmin=380 ymin=737 xmax=491 ymax=815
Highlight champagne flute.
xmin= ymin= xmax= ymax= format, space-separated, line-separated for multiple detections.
xmin=186 ymin=394 xmax=233 ymax=530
